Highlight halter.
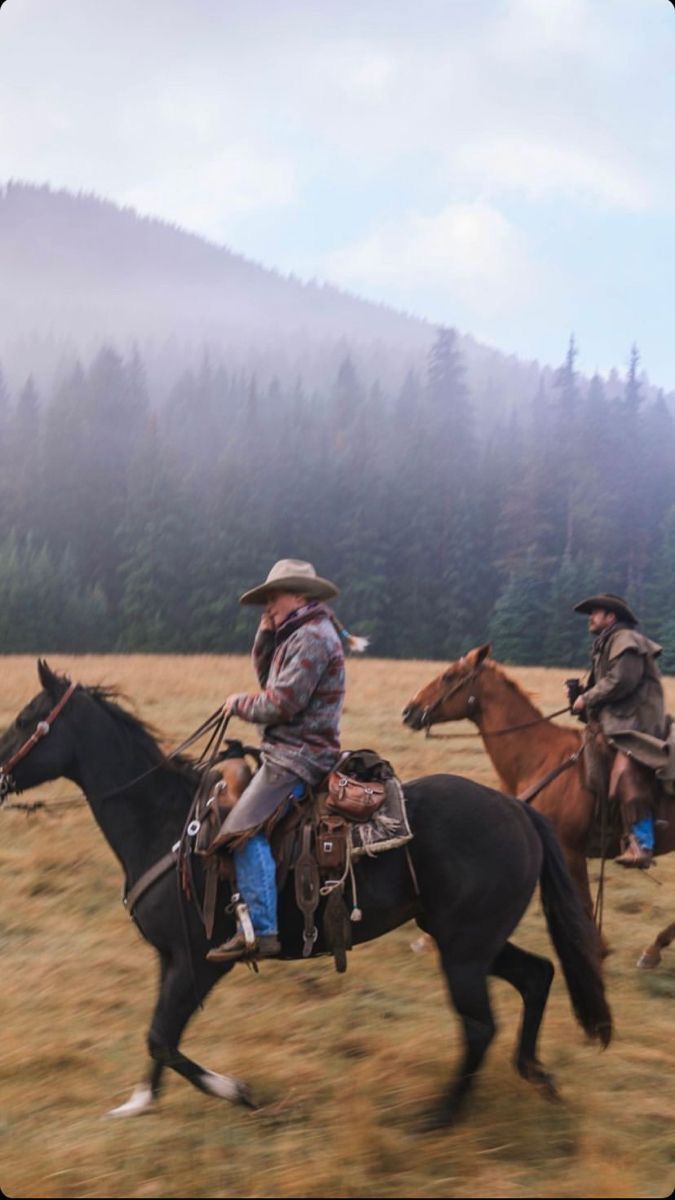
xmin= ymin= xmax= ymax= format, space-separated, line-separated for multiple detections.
xmin=0 ymin=682 xmax=78 ymax=797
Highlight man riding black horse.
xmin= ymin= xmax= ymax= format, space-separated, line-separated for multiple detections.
xmin=206 ymin=558 xmax=353 ymax=964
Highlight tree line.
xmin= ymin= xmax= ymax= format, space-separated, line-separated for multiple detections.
xmin=1 ymin=331 xmax=674 ymax=670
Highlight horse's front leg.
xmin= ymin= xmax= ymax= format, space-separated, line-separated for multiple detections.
xmin=108 ymin=952 xmax=253 ymax=1117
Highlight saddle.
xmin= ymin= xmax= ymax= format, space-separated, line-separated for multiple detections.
xmin=190 ymin=745 xmax=413 ymax=972
xmin=284 ymin=750 xmax=413 ymax=971
xmin=582 ymin=724 xmax=673 ymax=857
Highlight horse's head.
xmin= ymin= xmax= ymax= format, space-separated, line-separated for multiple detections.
xmin=0 ymin=660 xmax=79 ymax=798
xmin=402 ymin=643 xmax=492 ymax=731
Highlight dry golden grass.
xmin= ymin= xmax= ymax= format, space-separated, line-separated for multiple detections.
xmin=0 ymin=654 xmax=673 ymax=1199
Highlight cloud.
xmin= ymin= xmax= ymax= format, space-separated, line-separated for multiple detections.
xmin=325 ymin=202 xmax=537 ymax=318
xmin=336 ymin=49 xmax=398 ymax=100
xmin=454 ymin=137 xmax=652 ymax=212
xmin=494 ymin=0 xmax=596 ymax=56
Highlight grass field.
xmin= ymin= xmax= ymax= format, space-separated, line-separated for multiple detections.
xmin=0 ymin=654 xmax=673 ymax=1199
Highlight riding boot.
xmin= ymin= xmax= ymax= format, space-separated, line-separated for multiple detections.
xmin=206 ymin=930 xmax=281 ymax=962
xmin=614 ymin=833 xmax=653 ymax=869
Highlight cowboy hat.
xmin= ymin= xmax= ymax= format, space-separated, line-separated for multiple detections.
xmin=573 ymin=593 xmax=638 ymax=626
xmin=239 ymin=559 xmax=339 ymax=606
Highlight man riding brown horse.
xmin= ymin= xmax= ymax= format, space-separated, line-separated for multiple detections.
xmin=571 ymin=593 xmax=666 ymax=869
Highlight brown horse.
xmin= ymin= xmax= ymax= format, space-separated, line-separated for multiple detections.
xmin=402 ymin=643 xmax=675 ymax=964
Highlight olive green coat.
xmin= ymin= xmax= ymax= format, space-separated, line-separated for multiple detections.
xmin=583 ymin=625 xmax=666 ymax=738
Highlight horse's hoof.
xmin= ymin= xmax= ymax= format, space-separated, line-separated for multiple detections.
xmin=237 ymin=1080 xmax=258 ymax=1110
xmin=106 ymin=1084 xmax=156 ymax=1118
xmin=637 ymin=950 xmax=660 ymax=970
xmin=518 ymin=1061 xmax=561 ymax=1103
xmin=201 ymin=1070 xmax=256 ymax=1108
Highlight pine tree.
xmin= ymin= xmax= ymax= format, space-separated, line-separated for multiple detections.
xmin=488 ymin=558 xmax=550 ymax=664
xmin=543 ymin=552 xmax=598 ymax=667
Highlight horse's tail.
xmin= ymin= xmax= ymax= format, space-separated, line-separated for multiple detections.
xmin=524 ymin=804 xmax=612 ymax=1048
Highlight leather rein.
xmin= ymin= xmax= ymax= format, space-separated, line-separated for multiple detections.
xmin=0 ymin=685 xmax=236 ymax=937
xmin=0 ymin=687 xmax=229 ymax=810
xmin=419 ymin=665 xmax=581 ymax=804
xmin=421 ymin=665 xmax=571 ymax=739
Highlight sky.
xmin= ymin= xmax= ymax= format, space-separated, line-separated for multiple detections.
xmin=1 ymin=0 xmax=674 ymax=385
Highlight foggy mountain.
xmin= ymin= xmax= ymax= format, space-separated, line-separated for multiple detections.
xmin=1 ymin=181 xmax=546 ymax=408
xmin=2 ymin=185 xmax=675 ymax=662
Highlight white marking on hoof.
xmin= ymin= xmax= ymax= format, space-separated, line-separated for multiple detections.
xmin=410 ymin=934 xmax=433 ymax=954
xmin=637 ymin=951 xmax=660 ymax=970
xmin=201 ymin=1070 xmax=249 ymax=1104
xmin=107 ymin=1083 xmax=156 ymax=1118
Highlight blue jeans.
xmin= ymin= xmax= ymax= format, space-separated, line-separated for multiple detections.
xmin=234 ymin=834 xmax=279 ymax=936
xmin=233 ymin=781 xmax=306 ymax=936
xmin=632 ymin=816 xmax=655 ymax=851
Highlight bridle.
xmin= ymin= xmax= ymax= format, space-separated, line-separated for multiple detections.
xmin=0 ymin=682 xmax=232 ymax=810
xmin=420 ymin=665 xmax=483 ymax=729
xmin=419 ymin=664 xmax=571 ymax=738
xmin=0 ymin=682 xmax=78 ymax=798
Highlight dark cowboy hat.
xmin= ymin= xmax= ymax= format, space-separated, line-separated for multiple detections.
xmin=573 ymin=593 xmax=638 ymax=626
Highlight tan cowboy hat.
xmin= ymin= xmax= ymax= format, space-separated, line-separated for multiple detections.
xmin=573 ymin=593 xmax=638 ymax=626
xmin=239 ymin=559 xmax=339 ymax=606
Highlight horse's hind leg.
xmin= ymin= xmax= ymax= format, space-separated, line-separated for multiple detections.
xmin=637 ymin=920 xmax=675 ymax=969
xmin=423 ymin=954 xmax=497 ymax=1129
xmin=490 ymin=941 xmax=559 ymax=1101
xmin=108 ymin=954 xmax=252 ymax=1117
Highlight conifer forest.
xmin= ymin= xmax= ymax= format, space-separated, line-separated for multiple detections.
xmin=1 ymin=326 xmax=674 ymax=669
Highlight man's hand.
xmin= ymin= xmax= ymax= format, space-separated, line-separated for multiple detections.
xmin=221 ymin=694 xmax=240 ymax=717
xmin=572 ymin=695 xmax=586 ymax=714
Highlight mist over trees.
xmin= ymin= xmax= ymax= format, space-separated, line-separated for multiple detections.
xmin=1 ymin=329 xmax=674 ymax=669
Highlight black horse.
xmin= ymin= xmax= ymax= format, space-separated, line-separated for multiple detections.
xmin=0 ymin=661 xmax=612 ymax=1126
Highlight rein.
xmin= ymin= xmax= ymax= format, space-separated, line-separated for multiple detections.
xmin=419 ymin=666 xmax=581 ymax=806
xmin=421 ymin=667 xmax=572 ymax=739
xmin=517 ymin=746 xmax=584 ymax=803
xmin=425 ymin=706 xmax=572 ymax=739
xmin=0 ymin=695 xmax=232 ymax=814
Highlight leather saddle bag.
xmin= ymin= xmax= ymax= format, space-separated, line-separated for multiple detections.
xmin=326 ymin=771 xmax=386 ymax=822
xmin=315 ymin=814 xmax=349 ymax=870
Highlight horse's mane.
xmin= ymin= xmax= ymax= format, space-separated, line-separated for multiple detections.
xmin=485 ymin=660 xmax=543 ymax=713
xmin=85 ymin=684 xmax=201 ymax=786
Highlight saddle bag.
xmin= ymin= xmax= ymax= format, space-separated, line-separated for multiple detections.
xmin=315 ymin=814 xmax=349 ymax=870
xmin=326 ymin=771 xmax=386 ymax=822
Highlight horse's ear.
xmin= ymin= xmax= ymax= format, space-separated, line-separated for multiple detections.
xmin=465 ymin=643 xmax=491 ymax=668
xmin=37 ymin=659 xmax=69 ymax=696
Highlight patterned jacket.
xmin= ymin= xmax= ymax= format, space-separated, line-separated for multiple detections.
xmin=229 ymin=602 xmax=345 ymax=784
